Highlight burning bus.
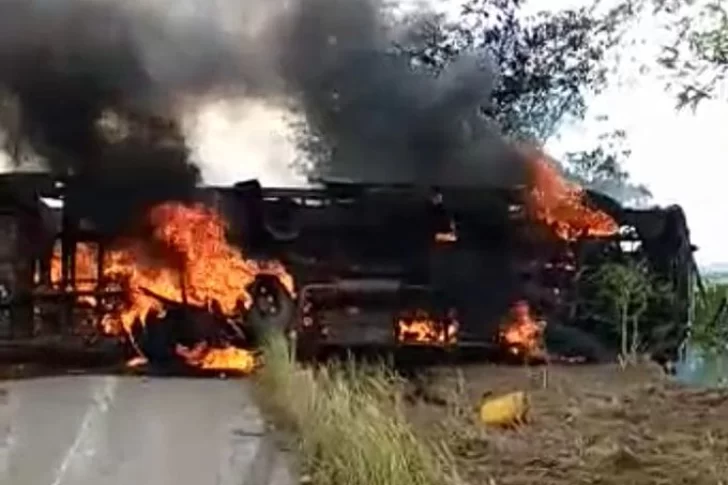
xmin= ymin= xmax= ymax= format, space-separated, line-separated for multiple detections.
xmin=0 ymin=153 xmax=697 ymax=373
xmin=0 ymin=0 xmax=699 ymax=376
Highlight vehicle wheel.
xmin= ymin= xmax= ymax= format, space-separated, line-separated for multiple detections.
xmin=245 ymin=275 xmax=295 ymax=346
xmin=132 ymin=314 xmax=179 ymax=366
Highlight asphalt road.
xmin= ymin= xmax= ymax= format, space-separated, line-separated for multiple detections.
xmin=0 ymin=374 xmax=290 ymax=485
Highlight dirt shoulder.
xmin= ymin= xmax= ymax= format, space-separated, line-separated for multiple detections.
xmin=404 ymin=363 xmax=728 ymax=485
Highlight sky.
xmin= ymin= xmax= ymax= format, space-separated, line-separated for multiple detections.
xmin=190 ymin=0 xmax=728 ymax=267
xmin=442 ymin=0 xmax=728 ymax=267
xmin=531 ymin=0 xmax=728 ymax=268
xmin=549 ymin=78 xmax=728 ymax=268
xmin=0 ymin=0 xmax=724 ymax=267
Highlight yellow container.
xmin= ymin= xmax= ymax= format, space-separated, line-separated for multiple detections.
xmin=478 ymin=391 xmax=529 ymax=428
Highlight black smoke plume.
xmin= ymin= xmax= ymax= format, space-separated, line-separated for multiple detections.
xmin=274 ymin=0 xmax=530 ymax=187
xmin=0 ymin=0 xmax=531 ymax=234
xmin=0 ymin=0 xmax=268 ymax=234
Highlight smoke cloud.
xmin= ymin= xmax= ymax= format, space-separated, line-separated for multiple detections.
xmin=183 ymin=99 xmax=308 ymax=187
xmin=274 ymin=0 xmax=529 ymax=186
xmin=0 ymin=0 xmax=529 ymax=234
xmin=0 ymin=0 xmax=280 ymax=233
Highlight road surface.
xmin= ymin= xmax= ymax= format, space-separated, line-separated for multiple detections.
xmin=0 ymin=374 xmax=292 ymax=485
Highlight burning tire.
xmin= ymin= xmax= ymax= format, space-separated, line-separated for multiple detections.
xmin=245 ymin=274 xmax=295 ymax=345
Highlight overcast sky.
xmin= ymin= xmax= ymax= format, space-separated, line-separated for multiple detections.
xmin=550 ymin=80 xmax=728 ymax=268
xmin=115 ymin=0 xmax=728 ymax=267
xmin=1 ymin=0 xmax=723 ymax=267
xmin=531 ymin=0 xmax=728 ymax=267
xmin=439 ymin=0 xmax=727 ymax=268
xmin=395 ymin=0 xmax=728 ymax=266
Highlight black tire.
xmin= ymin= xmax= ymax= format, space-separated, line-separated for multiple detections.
xmin=245 ymin=275 xmax=296 ymax=346
xmin=132 ymin=313 xmax=181 ymax=366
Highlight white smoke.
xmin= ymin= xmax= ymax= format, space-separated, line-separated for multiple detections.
xmin=183 ymin=98 xmax=309 ymax=187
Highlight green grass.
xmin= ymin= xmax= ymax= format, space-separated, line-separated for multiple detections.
xmin=692 ymin=282 xmax=728 ymax=352
xmin=254 ymin=334 xmax=456 ymax=485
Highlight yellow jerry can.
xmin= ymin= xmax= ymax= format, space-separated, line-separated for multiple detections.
xmin=478 ymin=391 xmax=529 ymax=428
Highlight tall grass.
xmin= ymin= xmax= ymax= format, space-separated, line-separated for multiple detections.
xmin=692 ymin=282 xmax=728 ymax=353
xmin=255 ymin=334 xmax=456 ymax=485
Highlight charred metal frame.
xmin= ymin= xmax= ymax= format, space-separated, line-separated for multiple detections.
xmin=219 ymin=179 xmax=699 ymax=363
xmin=295 ymin=281 xmax=458 ymax=350
xmin=0 ymin=174 xmax=701 ymax=367
xmin=0 ymin=174 xmax=125 ymax=345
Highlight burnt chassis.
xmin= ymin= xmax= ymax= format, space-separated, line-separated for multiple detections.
xmin=219 ymin=179 xmax=697 ymax=364
xmin=0 ymin=174 xmax=262 ymax=367
xmin=0 ymin=174 xmax=126 ymax=365
xmin=0 ymin=173 xmax=697 ymax=367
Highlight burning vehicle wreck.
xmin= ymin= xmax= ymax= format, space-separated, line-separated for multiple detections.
xmin=230 ymin=158 xmax=696 ymax=367
xmin=0 ymin=0 xmax=698 ymax=375
xmin=0 ymin=157 xmax=697 ymax=373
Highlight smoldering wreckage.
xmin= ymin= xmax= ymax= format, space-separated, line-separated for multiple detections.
xmin=0 ymin=158 xmax=698 ymax=373
xmin=0 ymin=0 xmax=700 ymax=376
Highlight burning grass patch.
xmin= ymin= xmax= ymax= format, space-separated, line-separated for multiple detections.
xmin=254 ymin=334 xmax=457 ymax=485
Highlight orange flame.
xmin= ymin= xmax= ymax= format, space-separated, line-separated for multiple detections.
xmin=435 ymin=220 xmax=458 ymax=243
xmin=526 ymin=154 xmax=618 ymax=240
xmin=47 ymin=202 xmax=294 ymax=373
xmin=397 ymin=310 xmax=458 ymax=345
xmin=175 ymin=343 xmax=257 ymax=373
xmin=501 ymin=301 xmax=545 ymax=358
xmin=48 ymin=241 xmax=100 ymax=306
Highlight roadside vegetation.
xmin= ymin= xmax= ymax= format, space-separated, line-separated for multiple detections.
xmin=589 ymin=260 xmax=660 ymax=365
xmin=254 ymin=333 xmax=457 ymax=485
xmin=252 ymin=273 xmax=728 ymax=485
xmin=692 ymin=281 xmax=728 ymax=354
xmin=254 ymin=331 xmax=728 ymax=485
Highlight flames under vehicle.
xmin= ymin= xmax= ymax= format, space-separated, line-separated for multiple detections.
xmin=0 ymin=171 xmax=698 ymax=371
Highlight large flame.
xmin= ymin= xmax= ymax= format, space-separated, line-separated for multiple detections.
xmin=48 ymin=202 xmax=293 ymax=373
xmin=526 ymin=154 xmax=618 ymax=240
xmin=500 ymin=301 xmax=544 ymax=358
xmin=48 ymin=241 xmax=100 ymax=306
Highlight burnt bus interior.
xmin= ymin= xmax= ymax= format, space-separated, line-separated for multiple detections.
xmin=0 ymin=172 xmax=698 ymax=367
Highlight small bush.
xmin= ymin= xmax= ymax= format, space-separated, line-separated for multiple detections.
xmin=590 ymin=260 xmax=662 ymax=365
xmin=255 ymin=334 xmax=455 ymax=485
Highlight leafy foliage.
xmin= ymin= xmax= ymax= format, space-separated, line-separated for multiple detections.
xmin=691 ymin=282 xmax=728 ymax=353
xmin=590 ymin=260 xmax=667 ymax=364
xmin=606 ymin=0 xmax=728 ymax=109
xmin=398 ymin=0 xmax=627 ymax=142
xmin=395 ymin=0 xmax=652 ymax=205
xmin=657 ymin=0 xmax=728 ymax=109
xmin=563 ymin=128 xmax=652 ymax=206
